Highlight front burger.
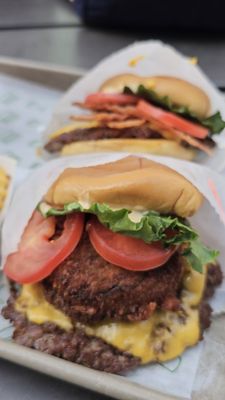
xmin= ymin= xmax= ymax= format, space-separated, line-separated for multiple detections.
xmin=2 ymin=156 xmax=222 ymax=373
xmin=45 ymin=75 xmax=225 ymax=160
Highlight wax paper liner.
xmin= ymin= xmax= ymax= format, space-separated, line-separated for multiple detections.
xmin=0 ymin=153 xmax=225 ymax=399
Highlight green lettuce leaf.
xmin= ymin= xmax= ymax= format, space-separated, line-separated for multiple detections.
xmin=124 ymin=84 xmax=225 ymax=135
xmin=38 ymin=201 xmax=219 ymax=273
xmin=201 ymin=111 xmax=225 ymax=134
xmin=182 ymin=239 xmax=219 ymax=273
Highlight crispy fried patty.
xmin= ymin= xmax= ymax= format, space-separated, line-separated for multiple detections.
xmin=43 ymin=233 xmax=184 ymax=324
xmin=45 ymin=125 xmax=162 ymax=153
xmin=1 ymin=262 xmax=222 ymax=373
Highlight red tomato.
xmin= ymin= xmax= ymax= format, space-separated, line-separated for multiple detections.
xmin=136 ymin=100 xmax=209 ymax=139
xmin=88 ymin=217 xmax=176 ymax=271
xmin=4 ymin=211 xmax=84 ymax=284
xmin=85 ymin=93 xmax=137 ymax=105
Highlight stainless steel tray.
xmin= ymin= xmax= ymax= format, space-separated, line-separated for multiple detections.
xmin=0 ymin=57 xmax=224 ymax=400
xmin=0 ymin=56 xmax=85 ymax=90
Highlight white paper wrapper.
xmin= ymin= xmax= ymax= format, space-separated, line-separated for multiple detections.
xmin=1 ymin=152 xmax=225 ymax=399
xmin=43 ymin=40 xmax=225 ymax=171
xmin=0 ymin=155 xmax=17 ymax=225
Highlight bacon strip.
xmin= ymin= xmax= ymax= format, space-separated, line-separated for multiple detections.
xmin=107 ymin=119 xmax=145 ymax=129
xmin=70 ymin=112 xmax=131 ymax=122
xmin=72 ymin=100 xmax=212 ymax=154
xmin=143 ymin=115 xmax=212 ymax=154
xmin=70 ymin=114 xmax=145 ymax=129
xmin=73 ymin=101 xmax=137 ymax=115
xmin=100 ymin=105 xmax=137 ymax=115
xmin=174 ymin=129 xmax=213 ymax=155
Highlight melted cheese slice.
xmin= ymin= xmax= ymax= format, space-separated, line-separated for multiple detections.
xmin=16 ymin=284 xmax=72 ymax=331
xmin=0 ymin=167 xmax=9 ymax=209
xmin=15 ymin=261 xmax=207 ymax=364
xmin=49 ymin=121 xmax=100 ymax=139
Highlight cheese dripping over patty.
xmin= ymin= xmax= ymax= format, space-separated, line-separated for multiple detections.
xmin=15 ymin=259 xmax=207 ymax=364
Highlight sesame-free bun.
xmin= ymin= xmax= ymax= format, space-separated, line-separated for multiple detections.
xmin=100 ymin=74 xmax=210 ymax=119
xmin=60 ymin=138 xmax=195 ymax=160
xmin=45 ymin=156 xmax=203 ymax=217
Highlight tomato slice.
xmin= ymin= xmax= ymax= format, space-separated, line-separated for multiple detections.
xmin=4 ymin=211 xmax=84 ymax=284
xmin=85 ymin=93 xmax=137 ymax=106
xmin=136 ymin=100 xmax=209 ymax=139
xmin=88 ymin=217 xmax=176 ymax=271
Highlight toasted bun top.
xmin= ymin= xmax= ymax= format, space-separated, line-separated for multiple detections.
xmin=100 ymin=74 xmax=210 ymax=119
xmin=45 ymin=156 xmax=203 ymax=217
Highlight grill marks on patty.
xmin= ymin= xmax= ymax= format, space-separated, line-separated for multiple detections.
xmin=43 ymin=232 xmax=184 ymax=324
xmin=44 ymin=125 xmax=162 ymax=153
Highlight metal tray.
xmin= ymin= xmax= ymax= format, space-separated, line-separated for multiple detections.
xmin=0 ymin=57 xmax=224 ymax=400
xmin=0 ymin=56 xmax=85 ymax=90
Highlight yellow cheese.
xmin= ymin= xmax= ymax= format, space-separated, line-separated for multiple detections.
xmin=0 ymin=167 xmax=9 ymax=209
xmin=84 ymin=304 xmax=199 ymax=363
xmin=49 ymin=121 xmax=100 ymax=139
xmin=189 ymin=57 xmax=198 ymax=65
xmin=15 ymin=260 xmax=206 ymax=364
xmin=182 ymin=262 xmax=206 ymax=306
xmin=128 ymin=55 xmax=145 ymax=67
xmin=15 ymin=284 xmax=73 ymax=331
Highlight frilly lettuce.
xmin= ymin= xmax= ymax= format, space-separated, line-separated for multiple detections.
xmin=38 ymin=201 xmax=219 ymax=273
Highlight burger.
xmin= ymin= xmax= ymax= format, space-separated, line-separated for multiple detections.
xmin=45 ymin=75 xmax=225 ymax=160
xmin=2 ymin=156 xmax=222 ymax=373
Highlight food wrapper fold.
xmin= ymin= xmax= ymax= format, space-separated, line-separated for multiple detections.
xmin=1 ymin=153 xmax=225 ymax=399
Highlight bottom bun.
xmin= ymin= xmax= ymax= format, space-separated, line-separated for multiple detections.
xmin=60 ymin=138 xmax=196 ymax=160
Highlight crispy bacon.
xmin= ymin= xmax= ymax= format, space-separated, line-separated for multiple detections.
xmin=107 ymin=119 xmax=145 ymax=129
xmin=96 ymin=105 xmax=137 ymax=115
xmin=146 ymin=116 xmax=212 ymax=154
xmin=70 ymin=112 xmax=131 ymax=122
xmin=85 ymin=93 xmax=138 ymax=106
xmin=73 ymin=101 xmax=137 ymax=115
xmin=72 ymin=100 xmax=212 ymax=154
xmin=174 ymin=130 xmax=213 ymax=155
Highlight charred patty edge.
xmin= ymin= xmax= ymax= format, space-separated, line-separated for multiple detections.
xmin=44 ymin=125 xmax=162 ymax=153
xmin=2 ymin=288 xmax=140 ymax=374
xmin=45 ymin=126 xmax=216 ymax=154
xmin=42 ymin=234 xmax=184 ymax=325
xmin=1 ymin=263 xmax=222 ymax=374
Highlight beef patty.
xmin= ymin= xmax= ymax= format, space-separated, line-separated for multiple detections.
xmin=2 ymin=262 xmax=222 ymax=374
xmin=45 ymin=125 xmax=216 ymax=154
xmin=45 ymin=125 xmax=162 ymax=153
xmin=42 ymin=233 xmax=184 ymax=324
xmin=2 ymin=295 xmax=139 ymax=374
